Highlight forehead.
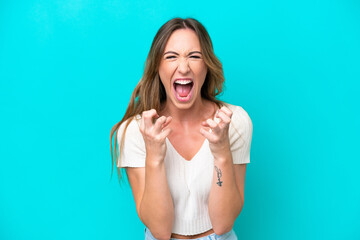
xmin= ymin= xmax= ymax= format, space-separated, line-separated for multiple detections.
xmin=164 ymin=28 xmax=201 ymax=52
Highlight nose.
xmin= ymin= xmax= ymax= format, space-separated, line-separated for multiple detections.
xmin=177 ymin=58 xmax=190 ymax=74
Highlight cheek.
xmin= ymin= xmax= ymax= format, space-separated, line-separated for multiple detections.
xmin=159 ymin=63 xmax=176 ymax=85
xmin=192 ymin=62 xmax=208 ymax=81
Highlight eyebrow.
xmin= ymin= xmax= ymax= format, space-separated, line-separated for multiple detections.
xmin=163 ymin=51 xmax=202 ymax=56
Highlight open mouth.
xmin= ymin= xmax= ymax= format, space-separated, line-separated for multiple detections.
xmin=173 ymin=79 xmax=194 ymax=102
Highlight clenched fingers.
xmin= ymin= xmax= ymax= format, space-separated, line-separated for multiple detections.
xmin=218 ymin=106 xmax=232 ymax=118
xmin=140 ymin=109 xmax=158 ymax=133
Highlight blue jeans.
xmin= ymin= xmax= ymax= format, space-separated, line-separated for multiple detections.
xmin=144 ymin=227 xmax=238 ymax=240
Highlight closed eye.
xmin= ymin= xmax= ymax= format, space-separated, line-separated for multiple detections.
xmin=165 ymin=55 xmax=176 ymax=59
xmin=190 ymin=55 xmax=201 ymax=59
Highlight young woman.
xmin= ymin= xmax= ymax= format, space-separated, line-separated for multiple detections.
xmin=110 ymin=17 xmax=253 ymax=240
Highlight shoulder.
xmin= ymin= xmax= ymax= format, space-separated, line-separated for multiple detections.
xmin=117 ymin=114 xmax=142 ymax=142
xmin=117 ymin=114 xmax=146 ymax=168
xmin=222 ymin=102 xmax=253 ymax=140
xmin=223 ymin=103 xmax=252 ymax=126
xmin=223 ymin=103 xmax=253 ymax=164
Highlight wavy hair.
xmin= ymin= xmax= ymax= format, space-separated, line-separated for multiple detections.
xmin=110 ymin=17 xmax=225 ymax=182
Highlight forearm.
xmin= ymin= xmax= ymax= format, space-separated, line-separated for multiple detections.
xmin=140 ymin=159 xmax=174 ymax=239
xmin=208 ymin=153 xmax=243 ymax=234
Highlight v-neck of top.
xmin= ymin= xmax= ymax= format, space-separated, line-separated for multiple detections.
xmin=165 ymin=137 xmax=208 ymax=163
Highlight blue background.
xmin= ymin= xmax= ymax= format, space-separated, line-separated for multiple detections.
xmin=1 ymin=0 xmax=359 ymax=239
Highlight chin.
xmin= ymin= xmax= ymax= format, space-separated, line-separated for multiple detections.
xmin=173 ymin=101 xmax=194 ymax=110
xmin=171 ymin=93 xmax=201 ymax=110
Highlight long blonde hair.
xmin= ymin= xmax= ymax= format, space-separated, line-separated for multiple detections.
xmin=110 ymin=17 xmax=225 ymax=182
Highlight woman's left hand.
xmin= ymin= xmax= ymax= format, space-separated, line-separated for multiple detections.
xmin=200 ymin=106 xmax=233 ymax=161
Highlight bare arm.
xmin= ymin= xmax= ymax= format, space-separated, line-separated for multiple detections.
xmin=208 ymin=157 xmax=246 ymax=235
xmin=200 ymin=106 xmax=248 ymax=235
xmin=126 ymin=162 xmax=174 ymax=240
xmin=126 ymin=110 xmax=174 ymax=240
xmin=140 ymin=159 xmax=174 ymax=239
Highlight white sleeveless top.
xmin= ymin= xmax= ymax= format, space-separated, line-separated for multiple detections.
xmin=117 ymin=103 xmax=253 ymax=235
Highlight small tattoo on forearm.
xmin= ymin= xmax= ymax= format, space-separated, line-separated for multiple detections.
xmin=215 ymin=166 xmax=223 ymax=187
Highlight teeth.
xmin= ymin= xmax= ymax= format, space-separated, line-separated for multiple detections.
xmin=174 ymin=79 xmax=192 ymax=85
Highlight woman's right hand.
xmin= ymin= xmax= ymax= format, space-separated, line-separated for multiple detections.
xmin=139 ymin=109 xmax=172 ymax=164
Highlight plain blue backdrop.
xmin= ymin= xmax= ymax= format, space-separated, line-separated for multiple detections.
xmin=1 ymin=0 xmax=359 ymax=239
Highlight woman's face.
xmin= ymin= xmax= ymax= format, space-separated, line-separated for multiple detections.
xmin=158 ymin=28 xmax=208 ymax=110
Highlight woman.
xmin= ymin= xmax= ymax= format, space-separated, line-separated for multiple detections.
xmin=110 ymin=17 xmax=253 ymax=240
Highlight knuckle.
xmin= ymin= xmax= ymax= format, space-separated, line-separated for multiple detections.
xmin=142 ymin=111 xmax=148 ymax=118
xmin=222 ymin=107 xmax=232 ymax=116
xmin=154 ymin=135 xmax=162 ymax=142
xmin=143 ymin=130 xmax=150 ymax=137
xmin=155 ymin=117 xmax=165 ymax=126
xmin=159 ymin=116 xmax=166 ymax=122
xmin=142 ymin=109 xmax=156 ymax=118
